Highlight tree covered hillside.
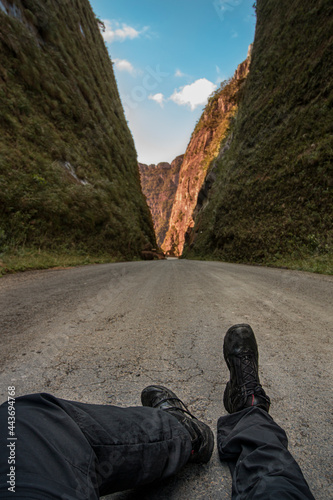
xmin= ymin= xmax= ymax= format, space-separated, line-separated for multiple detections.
xmin=0 ymin=0 xmax=155 ymax=268
xmin=184 ymin=0 xmax=333 ymax=274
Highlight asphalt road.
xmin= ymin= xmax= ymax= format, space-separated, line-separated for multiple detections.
xmin=0 ymin=259 xmax=332 ymax=499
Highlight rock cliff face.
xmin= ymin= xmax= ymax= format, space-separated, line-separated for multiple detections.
xmin=184 ymin=0 xmax=333 ymax=272
xmin=0 ymin=0 xmax=155 ymax=258
xmin=162 ymin=54 xmax=251 ymax=256
xmin=139 ymin=155 xmax=183 ymax=247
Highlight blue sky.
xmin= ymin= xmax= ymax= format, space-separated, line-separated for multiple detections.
xmin=89 ymin=0 xmax=256 ymax=164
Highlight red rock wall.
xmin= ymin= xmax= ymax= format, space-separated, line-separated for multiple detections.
xmin=162 ymin=54 xmax=251 ymax=256
xmin=139 ymin=155 xmax=183 ymax=246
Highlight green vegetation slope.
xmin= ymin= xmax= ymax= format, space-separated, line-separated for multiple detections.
xmin=0 ymin=0 xmax=155 ymax=268
xmin=184 ymin=0 xmax=333 ymax=273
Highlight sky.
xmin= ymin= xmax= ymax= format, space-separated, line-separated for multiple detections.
xmin=89 ymin=0 xmax=256 ymax=165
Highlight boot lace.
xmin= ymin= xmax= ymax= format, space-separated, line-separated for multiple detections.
xmin=238 ymin=352 xmax=264 ymax=397
xmin=151 ymin=396 xmax=196 ymax=419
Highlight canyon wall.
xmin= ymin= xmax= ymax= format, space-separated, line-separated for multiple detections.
xmin=162 ymin=52 xmax=251 ymax=256
xmin=0 ymin=0 xmax=155 ymax=259
xmin=139 ymin=155 xmax=183 ymax=247
xmin=183 ymin=0 xmax=332 ymax=272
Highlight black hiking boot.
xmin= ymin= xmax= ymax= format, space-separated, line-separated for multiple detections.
xmin=141 ymin=385 xmax=214 ymax=463
xmin=223 ymin=324 xmax=270 ymax=413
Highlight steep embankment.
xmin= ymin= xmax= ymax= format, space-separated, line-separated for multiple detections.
xmin=139 ymin=155 xmax=183 ymax=247
xmin=0 ymin=0 xmax=155 ymax=265
xmin=163 ymin=53 xmax=251 ymax=256
xmin=184 ymin=0 xmax=333 ymax=273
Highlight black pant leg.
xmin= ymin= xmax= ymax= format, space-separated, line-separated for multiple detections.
xmin=0 ymin=393 xmax=192 ymax=499
xmin=56 ymin=396 xmax=192 ymax=496
xmin=0 ymin=393 xmax=98 ymax=499
xmin=217 ymin=407 xmax=315 ymax=500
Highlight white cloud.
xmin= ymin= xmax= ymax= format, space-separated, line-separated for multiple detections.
xmin=113 ymin=58 xmax=136 ymax=75
xmin=149 ymin=93 xmax=165 ymax=107
xmin=102 ymin=20 xmax=147 ymax=43
xmin=213 ymin=0 xmax=243 ymax=21
xmin=175 ymin=69 xmax=185 ymax=78
xmin=170 ymin=78 xmax=217 ymax=111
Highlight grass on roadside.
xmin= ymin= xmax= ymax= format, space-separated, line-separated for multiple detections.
xmin=183 ymin=252 xmax=333 ymax=275
xmin=0 ymin=248 xmax=124 ymax=276
xmin=265 ymin=253 xmax=333 ymax=275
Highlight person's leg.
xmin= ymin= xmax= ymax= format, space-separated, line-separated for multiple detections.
xmin=218 ymin=324 xmax=315 ymax=500
xmin=1 ymin=389 xmax=213 ymax=499
xmin=217 ymin=407 xmax=315 ymax=500
xmin=0 ymin=392 xmax=192 ymax=499
xmin=0 ymin=393 xmax=98 ymax=499
xmin=56 ymin=394 xmax=194 ymax=496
